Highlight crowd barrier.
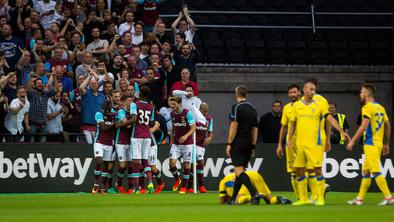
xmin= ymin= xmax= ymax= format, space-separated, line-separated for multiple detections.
xmin=0 ymin=143 xmax=393 ymax=193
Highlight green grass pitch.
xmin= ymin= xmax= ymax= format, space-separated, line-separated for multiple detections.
xmin=0 ymin=192 xmax=393 ymax=222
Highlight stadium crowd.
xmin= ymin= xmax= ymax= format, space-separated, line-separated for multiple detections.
xmin=0 ymin=0 xmax=199 ymax=143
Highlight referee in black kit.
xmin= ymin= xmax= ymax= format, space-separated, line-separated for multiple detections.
xmin=226 ymin=85 xmax=262 ymax=205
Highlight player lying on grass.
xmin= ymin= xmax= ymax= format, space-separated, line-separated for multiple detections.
xmin=219 ymin=171 xmax=292 ymax=205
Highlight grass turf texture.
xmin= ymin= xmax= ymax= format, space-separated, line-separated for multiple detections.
xmin=0 ymin=192 xmax=393 ymax=222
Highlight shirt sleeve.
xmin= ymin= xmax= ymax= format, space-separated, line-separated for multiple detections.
xmin=95 ymin=112 xmax=104 ymax=123
xmin=208 ymin=118 xmax=213 ymax=132
xmin=150 ymin=108 xmax=155 ymax=121
xmin=229 ymin=104 xmax=237 ymax=121
xmin=9 ymin=99 xmax=19 ymax=109
xmin=281 ymin=105 xmax=288 ymax=126
xmin=186 ymin=110 xmax=195 ymax=125
xmin=361 ymin=105 xmax=371 ymax=119
xmin=218 ymin=178 xmax=227 ymax=197
xmin=130 ymin=103 xmax=137 ymax=115
xmin=117 ymin=109 xmax=127 ymax=121
xmin=383 ymin=110 xmax=389 ymax=123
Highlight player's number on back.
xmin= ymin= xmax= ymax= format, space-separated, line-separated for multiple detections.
xmin=138 ymin=110 xmax=151 ymax=125
xmin=375 ymin=112 xmax=384 ymax=131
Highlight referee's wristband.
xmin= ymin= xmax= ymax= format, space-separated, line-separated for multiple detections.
xmin=226 ymin=143 xmax=232 ymax=146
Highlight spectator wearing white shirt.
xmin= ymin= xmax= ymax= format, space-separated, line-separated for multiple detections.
xmin=132 ymin=22 xmax=144 ymax=45
xmin=34 ymin=0 xmax=56 ymax=29
xmin=172 ymin=84 xmax=206 ymax=125
xmin=171 ymin=6 xmax=196 ymax=44
xmin=5 ymin=86 xmax=30 ymax=142
xmin=96 ymin=60 xmax=114 ymax=92
xmin=46 ymin=91 xmax=64 ymax=140
xmin=86 ymin=27 xmax=109 ymax=64
xmin=118 ymin=11 xmax=135 ymax=36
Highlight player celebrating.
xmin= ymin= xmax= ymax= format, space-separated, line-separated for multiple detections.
xmin=168 ymin=96 xmax=196 ymax=194
xmin=114 ymin=94 xmax=133 ymax=194
xmin=187 ymin=102 xmax=213 ymax=193
xmin=219 ymin=171 xmax=292 ymax=205
xmin=92 ymin=100 xmax=116 ymax=194
xmin=288 ymin=79 xmax=350 ymax=205
xmin=130 ymin=86 xmax=156 ymax=194
xmin=276 ymin=83 xmax=301 ymax=199
xmin=347 ymin=83 xmax=393 ymax=205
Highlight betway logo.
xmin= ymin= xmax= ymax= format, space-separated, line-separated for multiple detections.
xmin=0 ymin=152 xmax=92 ymax=185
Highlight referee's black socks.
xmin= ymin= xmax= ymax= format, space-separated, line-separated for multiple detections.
xmin=239 ymin=172 xmax=257 ymax=196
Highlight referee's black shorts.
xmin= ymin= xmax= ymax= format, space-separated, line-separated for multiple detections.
xmin=230 ymin=138 xmax=252 ymax=167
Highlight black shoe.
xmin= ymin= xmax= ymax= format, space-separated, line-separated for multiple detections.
xmin=226 ymin=200 xmax=236 ymax=205
xmin=277 ymin=195 xmax=293 ymax=205
xmin=251 ymin=193 xmax=263 ymax=205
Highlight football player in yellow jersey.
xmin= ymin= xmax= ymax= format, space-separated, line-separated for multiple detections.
xmin=276 ymin=83 xmax=301 ymax=199
xmin=219 ymin=171 xmax=292 ymax=205
xmin=347 ymin=83 xmax=393 ymax=205
xmin=288 ymin=78 xmax=350 ymax=206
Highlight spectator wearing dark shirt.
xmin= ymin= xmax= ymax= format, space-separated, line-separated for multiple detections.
xmin=258 ymin=100 xmax=283 ymax=143
xmin=0 ymin=72 xmax=17 ymax=103
xmin=0 ymin=24 xmax=24 ymax=69
xmin=329 ymin=102 xmax=350 ymax=144
xmin=54 ymin=65 xmax=73 ymax=92
xmin=144 ymin=66 xmax=166 ymax=109
xmin=0 ymin=93 xmax=9 ymax=142
xmin=163 ymin=54 xmax=181 ymax=95
xmin=174 ymin=43 xmax=198 ymax=82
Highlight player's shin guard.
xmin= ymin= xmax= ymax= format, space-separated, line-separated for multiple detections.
xmin=182 ymin=168 xmax=190 ymax=188
xmin=101 ymin=169 xmax=109 ymax=191
xmin=316 ymin=176 xmax=326 ymax=201
xmin=94 ymin=162 xmax=101 ymax=185
xmin=153 ymin=169 xmax=163 ymax=185
xmin=308 ymin=173 xmax=318 ymax=201
xmin=291 ymin=173 xmax=299 ymax=200
xmin=374 ymin=173 xmax=392 ymax=198
xmin=142 ymin=160 xmax=152 ymax=184
xmin=357 ymin=174 xmax=371 ymax=199
xmin=127 ymin=165 xmax=133 ymax=189
xmin=170 ymin=166 xmax=179 ymax=181
xmin=117 ymin=166 xmax=126 ymax=186
xmin=296 ymin=175 xmax=308 ymax=202
xmin=197 ymin=164 xmax=204 ymax=186
xmin=131 ymin=163 xmax=140 ymax=190
xmin=139 ymin=168 xmax=146 ymax=189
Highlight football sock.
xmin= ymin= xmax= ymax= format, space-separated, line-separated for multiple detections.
xmin=238 ymin=172 xmax=257 ymax=196
xmin=182 ymin=168 xmax=190 ymax=188
xmin=117 ymin=166 xmax=126 ymax=187
xmin=291 ymin=173 xmax=299 ymax=200
xmin=316 ymin=175 xmax=326 ymax=201
xmin=357 ymin=175 xmax=371 ymax=199
xmin=296 ymin=175 xmax=308 ymax=202
xmin=170 ymin=166 xmax=179 ymax=181
xmin=142 ymin=160 xmax=152 ymax=184
xmin=197 ymin=164 xmax=204 ymax=186
xmin=132 ymin=162 xmax=140 ymax=190
xmin=308 ymin=173 xmax=318 ymax=201
xmin=94 ymin=162 xmax=101 ymax=185
xmin=153 ymin=170 xmax=163 ymax=185
xmin=374 ymin=173 xmax=392 ymax=198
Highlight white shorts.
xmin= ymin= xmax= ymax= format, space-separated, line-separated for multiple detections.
xmin=169 ymin=144 xmax=193 ymax=162
xmin=116 ymin=144 xmax=131 ymax=162
xmin=196 ymin=146 xmax=205 ymax=161
xmin=130 ymin=138 xmax=151 ymax=160
xmin=148 ymin=145 xmax=158 ymax=165
xmin=94 ymin=143 xmax=114 ymax=161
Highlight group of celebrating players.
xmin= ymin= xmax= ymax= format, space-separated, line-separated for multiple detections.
xmin=219 ymin=78 xmax=393 ymax=206
xmin=91 ymin=85 xmax=213 ymax=195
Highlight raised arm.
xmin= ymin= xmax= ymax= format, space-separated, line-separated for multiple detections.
xmin=171 ymin=11 xmax=183 ymax=35
xmin=79 ymin=74 xmax=92 ymax=96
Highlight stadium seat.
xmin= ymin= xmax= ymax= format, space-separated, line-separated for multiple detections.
xmin=268 ymin=15 xmax=289 ymax=26
xmin=325 ymin=31 xmax=345 ymax=41
xmin=248 ymin=15 xmax=269 ymax=26
xmin=350 ymin=42 xmax=370 ymax=64
xmin=159 ymin=7 xmax=178 ymax=14
xmin=206 ymin=46 xmax=226 ymax=63
xmin=210 ymin=15 xmax=229 ymax=25
xmin=193 ymin=15 xmax=209 ymax=24
xmin=329 ymin=41 xmax=350 ymax=64
xmin=246 ymin=41 xmax=269 ymax=63
xmin=346 ymin=31 xmax=366 ymax=42
xmin=246 ymin=0 xmax=267 ymax=7
xmin=201 ymin=32 xmax=221 ymax=41
xmin=162 ymin=0 xmax=183 ymax=7
xmin=263 ymin=32 xmax=283 ymax=41
xmin=203 ymin=38 xmax=223 ymax=48
xmin=222 ymin=31 xmax=242 ymax=40
xmin=284 ymin=32 xmax=304 ymax=41
xmin=369 ymin=42 xmax=392 ymax=65
xmin=267 ymin=41 xmax=288 ymax=64
xmin=226 ymin=40 xmax=247 ymax=63
xmin=228 ymin=0 xmax=248 ymax=7
xmin=308 ymin=41 xmax=329 ymax=64
xmin=243 ymin=32 xmax=261 ymax=41
xmin=288 ymin=41 xmax=308 ymax=64
xmin=231 ymin=15 xmax=249 ymax=25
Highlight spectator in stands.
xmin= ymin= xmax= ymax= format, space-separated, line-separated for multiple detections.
xmin=0 ymin=1 xmax=11 ymax=21
xmin=144 ymin=66 xmax=166 ymax=109
xmin=0 ymin=51 xmax=11 ymax=76
xmin=107 ymin=55 xmax=124 ymax=82
xmin=173 ymin=32 xmax=186 ymax=52
xmin=173 ymin=84 xmax=202 ymax=111
xmin=329 ymin=102 xmax=350 ymax=144
xmin=5 ymin=86 xmax=30 ymax=142
xmin=0 ymin=72 xmax=17 ymax=103
xmin=258 ymin=100 xmax=282 ymax=143
xmin=162 ymin=54 xmax=180 ymax=92
xmin=46 ymin=91 xmax=64 ymax=141
xmin=171 ymin=6 xmax=196 ymax=44
xmin=0 ymin=91 xmax=8 ymax=142
xmin=118 ymin=10 xmax=135 ymax=36
xmin=103 ymin=81 xmax=113 ymax=100
xmin=79 ymin=70 xmax=106 ymax=144
xmin=16 ymin=49 xmax=35 ymax=86
xmin=54 ymin=65 xmax=73 ymax=92
xmin=128 ymin=55 xmax=146 ymax=85
xmin=138 ymin=0 xmax=159 ymax=32
xmin=131 ymin=46 xmax=148 ymax=71
xmin=102 ymin=21 xmax=117 ymax=43
xmin=154 ymin=19 xmax=171 ymax=45
xmin=26 ymin=70 xmax=58 ymax=143
xmin=86 ymin=27 xmax=109 ymax=64
xmin=34 ymin=0 xmax=56 ymax=29
xmin=139 ymin=41 xmax=150 ymax=60
xmin=28 ymin=62 xmax=48 ymax=86
xmin=61 ymin=90 xmax=80 ymax=142
xmin=121 ymin=31 xmax=135 ymax=54
xmin=75 ymin=51 xmax=93 ymax=79
xmin=0 ymin=24 xmax=24 ymax=69
xmin=132 ymin=21 xmax=144 ymax=45
xmin=175 ymin=43 xmax=198 ymax=82
xmin=117 ymin=78 xmax=129 ymax=96
xmin=46 ymin=46 xmax=72 ymax=73
xmin=170 ymin=68 xmax=199 ymax=96
xmin=96 ymin=59 xmax=114 ymax=91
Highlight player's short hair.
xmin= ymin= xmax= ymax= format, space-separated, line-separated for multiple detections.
xmin=139 ymin=86 xmax=151 ymax=99
xmin=175 ymin=32 xmax=186 ymax=40
xmin=17 ymin=86 xmax=26 ymax=92
xmin=361 ymin=83 xmax=376 ymax=97
xmin=329 ymin=102 xmax=337 ymax=107
xmin=111 ymin=89 xmax=121 ymax=95
xmin=162 ymin=54 xmax=172 ymax=61
xmin=304 ymin=77 xmax=318 ymax=87
xmin=288 ymin=83 xmax=300 ymax=91
xmin=168 ymin=96 xmax=182 ymax=104
xmin=235 ymin=85 xmax=248 ymax=98
xmin=102 ymin=100 xmax=112 ymax=111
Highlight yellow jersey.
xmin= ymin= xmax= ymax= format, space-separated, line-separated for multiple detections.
xmin=290 ymin=98 xmax=329 ymax=148
xmin=219 ymin=171 xmax=270 ymax=197
xmin=281 ymin=102 xmax=297 ymax=145
xmin=301 ymin=94 xmax=330 ymax=141
xmin=362 ymin=102 xmax=388 ymax=147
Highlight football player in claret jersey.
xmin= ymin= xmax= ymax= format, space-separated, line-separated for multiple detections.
xmin=347 ymin=83 xmax=393 ymax=205
xmin=168 ymin=96 xmax=196 ymax=194
xmin=91 ymin=100 xmax=117 ymax=194
xmin=187 ymin=102 xmax=213 ymax=193
xmin=130 ymin=86 xmax=157 ymax=194
xmin=219 ymin=171 xmax=292 ymax=205
xmin=276 ymin=83 xmax=301 ymax=199
xmin=114 ymin=94 xmax=134 ymax=194
xmin=288 ymin=79 xmax=350 ymax=205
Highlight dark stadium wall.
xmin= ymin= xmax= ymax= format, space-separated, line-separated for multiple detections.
xmin=1 ymin=144 xmax=393 ymax=193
